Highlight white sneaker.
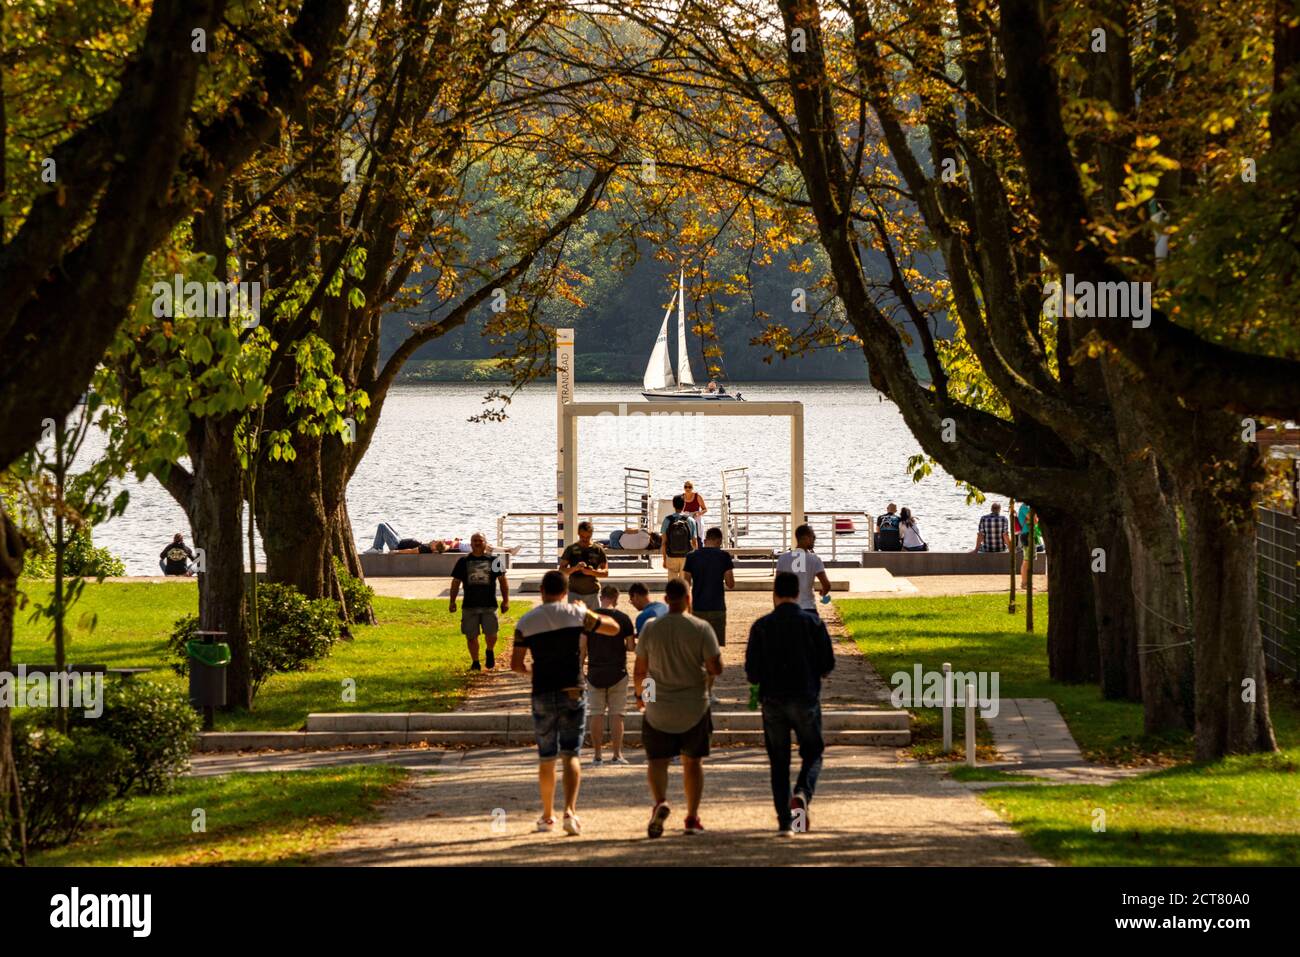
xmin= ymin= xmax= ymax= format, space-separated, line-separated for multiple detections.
xmin=563 ymin=813 xmax=582 ymax=836
xmin=536 ymin=816 xmax=555 ymax=833
xmin=591 ymin=756 xmax=604 ymax=767
xmin=611 ymin=755 xmax=630 ymax=765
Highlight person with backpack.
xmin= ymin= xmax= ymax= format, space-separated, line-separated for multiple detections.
xmin=659 ymin=494 xmax=699 ymax=579
xmin=1016 ymin=503 xmax=1044 ymax=588
xmin=875 ymin=504 xmax=902 ymax=552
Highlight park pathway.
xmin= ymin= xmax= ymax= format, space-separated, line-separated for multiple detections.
xmin=311 ymin=594 xmax=1045 ymax=866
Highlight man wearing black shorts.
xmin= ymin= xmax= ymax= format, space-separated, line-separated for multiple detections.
xmin=633 ymin=578 xmax=722 ymax=837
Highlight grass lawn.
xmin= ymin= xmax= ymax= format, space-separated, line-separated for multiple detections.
xmin=13 ymin=580 xmax=527 ymax=730
xmin=842 ymin=594 xmax=1300 ymax=865
xmin=30 ymin=766 xmax=406 ymax=866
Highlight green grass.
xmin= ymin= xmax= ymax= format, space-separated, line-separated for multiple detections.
xmin=842 ymin=594 xmax=1300 ymax=865
xmin=980 ymin=753 xmax=1300 ymax=866
xmin=947 ymin=766 xmax=1050 ymax=783
xmin=13 ymin=580 xmax=527 ymax=730
xmin=30 ymin=766 xmax=406 ymax=866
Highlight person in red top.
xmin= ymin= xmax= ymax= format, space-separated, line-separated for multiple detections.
xmin=682 ymin=481 xmax=707 ymax=520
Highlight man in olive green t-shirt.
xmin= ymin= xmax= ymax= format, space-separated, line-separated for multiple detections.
xmin=633 ymin=578 xmax=722 ymax=838
xmin=559 ymin=520 xmax=608 ymax=606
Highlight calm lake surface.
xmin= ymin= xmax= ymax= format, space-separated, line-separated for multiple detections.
xmin=81 ymin=381 xmax=994 ymax=574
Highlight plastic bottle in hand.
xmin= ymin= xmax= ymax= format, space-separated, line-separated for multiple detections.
xmin=747 ymin=683 xmax=761 ymax=711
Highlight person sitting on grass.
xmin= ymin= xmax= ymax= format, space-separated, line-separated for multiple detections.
xmin=159 ymin=533 xmax=195 ymax=576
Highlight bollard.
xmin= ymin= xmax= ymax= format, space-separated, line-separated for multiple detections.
xmin=965 ymin=678 xmax=977 ymax=768
xmin=946 ymin=660 xmax=956 ymax=748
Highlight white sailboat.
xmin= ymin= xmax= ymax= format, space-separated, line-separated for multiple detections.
xmin=641 ymin=271 xmax=741 ymax=401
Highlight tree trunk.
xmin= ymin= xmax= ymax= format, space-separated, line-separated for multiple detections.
xmin=1037 ymin=506 xmax=1100 ymax=684
xmin=1084 ymin=509 xmax=1142 ymax=701
xmin=1183 ymin=481 xmax=1278 ymax=759
xmin=258 ymin=435 xmax=331 ymax=597
xmin=0 ymin=506 xmax=26 ymax=863
xmin=160 ymin=417 xmax=252 ymax=710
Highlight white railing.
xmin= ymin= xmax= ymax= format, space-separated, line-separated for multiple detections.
xmin=497 ymin=509 xmax=872 ymax=565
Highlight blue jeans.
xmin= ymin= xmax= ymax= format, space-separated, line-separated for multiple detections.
xmin=761 ymin=697 xmax=825 ymax=829
xmin=370 ymin=522 xmax=401 ymax=551
xmin=531 ymin=689 xmax=589 ymax=759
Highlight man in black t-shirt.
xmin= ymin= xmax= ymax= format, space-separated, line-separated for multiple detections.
xmin=512 ymin=570 xmax=621 ymax=835
xmin=449 ymin=533 xmax=509 ymax=671
xmin=159 ymin=534 xmax=195 ymax=576
xmin=584 ymin=585 xmax=636 ymax=765
xmin=558 ymin=521 xmax=608 ymax=606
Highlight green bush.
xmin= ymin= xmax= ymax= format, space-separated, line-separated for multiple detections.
xmin=71 ymin=679 xmax=200 ymax=795
xmin=13 ymin=715 xmax=128 ymax=848
xmin=168 ymin=582 xmax=342 ymax=701
xmin=333 ymin=557 xmax=375 ymax=623
xmin=19 ymin=531 xmax=125 ymax=579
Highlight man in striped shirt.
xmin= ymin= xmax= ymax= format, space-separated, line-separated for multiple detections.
xmin=975 ymin=503 xmax=1011 ymax=553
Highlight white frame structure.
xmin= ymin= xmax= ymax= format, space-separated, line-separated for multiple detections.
xmin=558 ymin=400 xmax=805 ymax=547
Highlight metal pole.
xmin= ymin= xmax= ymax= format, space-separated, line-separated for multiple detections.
xmin=965 ymin=678 xmax=977 ymax=767
xmin=942 ymin=662 xmax=953 ymax=753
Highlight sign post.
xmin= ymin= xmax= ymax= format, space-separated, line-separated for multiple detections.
xmin=556 ymin=329 xmax=574 ymax=553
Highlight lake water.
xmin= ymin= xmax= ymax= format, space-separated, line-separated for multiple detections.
xmin=78 ymin=381 xmax=993 ymax=574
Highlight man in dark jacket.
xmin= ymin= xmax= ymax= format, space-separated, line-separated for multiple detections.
xmin=159 ymin=534 xmax=195 ymax=576
xmin=744 ymin=571 xmax=835 ymax=835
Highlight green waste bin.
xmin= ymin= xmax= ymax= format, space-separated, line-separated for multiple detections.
xmin=187 ymin=633 xmax=229 ymax=726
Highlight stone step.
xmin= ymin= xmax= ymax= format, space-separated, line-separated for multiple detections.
xmin=304 ymin=710 xmax=910 ymax=733
xmin=196 ymin=726 xmax=910 ymax=752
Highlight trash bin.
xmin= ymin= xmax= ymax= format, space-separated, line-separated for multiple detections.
xmin=187 ymin=632 xmax=230 ymax=729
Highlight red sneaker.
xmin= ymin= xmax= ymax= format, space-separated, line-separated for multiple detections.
xmin=684 ymin=815 xmax=704 ymax=835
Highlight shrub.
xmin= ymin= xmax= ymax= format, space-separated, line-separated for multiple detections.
xmin=333 ymin=557 xmax=375 ymax=623
xmin=18 ymin=531 xmax=124 ymax=579
xmin=13 ymin=715 xmax=128 ymax=848
xmin=71 ymin=679 xmax=200 ymax=796
xmin=168 ymin=582 xmax=342 ymax=701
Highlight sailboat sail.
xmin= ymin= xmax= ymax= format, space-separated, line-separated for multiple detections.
xmin=676 ymin=270 xmax=696 ymax=387
xmin=643 ymin=291 xmax=676 ymax=391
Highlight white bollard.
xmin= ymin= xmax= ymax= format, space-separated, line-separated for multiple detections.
xmin=965 ymin=678 xmax=977 ymax=768
xmin=942 ymin=662 xmax=953 ymax=753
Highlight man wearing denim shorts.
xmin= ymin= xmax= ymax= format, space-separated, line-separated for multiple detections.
xmin=633 ymin=578 xmax=723 ymax=837
xmin=512 ymin=570 xmax=621 ymax=836
xmin=449 ymin=533 xmax=509 ymax=671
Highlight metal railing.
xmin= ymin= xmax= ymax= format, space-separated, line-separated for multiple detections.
xmin=1257 ymin=506 xmax=1299 ymax=678
xmin=497 ymin=509 xmax=872 ymax=565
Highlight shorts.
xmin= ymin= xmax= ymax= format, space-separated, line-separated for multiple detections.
xmin=531 ymin=689 xmax=589 ymax=759
xmin=642 ymin=709 xmax=712 ymax=760
xmin=569 ymin=587 xmax=599 ymax=608
xmin=696 ymin=609 xmax=727 ymax=646
xmin=588 ymin=675 xmax=629 ymax=717
xmin=460 ymin=608 xmax=498 ymax=638
xmin=663 ymin=556 xmax=686 ymax=577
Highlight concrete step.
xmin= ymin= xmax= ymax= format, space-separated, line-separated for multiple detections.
xmin=304 ymin=710 xmax=910 ymax=733
xmin=196 ymin=727 xmax=911 ymax=752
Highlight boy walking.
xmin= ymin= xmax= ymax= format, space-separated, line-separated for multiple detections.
xmin=585 ymin=585 xmax=636 ymax=765
xmin=745 ymin=571 xmax=835 ymax=835
xmin=512 ymin=570 xmax=621 ymax=835
xmin=633 ymin=578 xmax=722 ymax=837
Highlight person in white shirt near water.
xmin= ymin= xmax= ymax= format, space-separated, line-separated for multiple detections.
xmin=775 ymin=524 xmax=832 ymax=615
xmin=899 ymin=508 xmax=928 ymax=551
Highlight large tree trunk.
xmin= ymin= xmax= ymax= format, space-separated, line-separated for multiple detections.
xmin=0 ymin=507 xmax=25 ymax=863
xmin=1085 ymin=509 xmax=1142 ymax=701
xmin=1181 ymin=449 xmax=1278 ymax=759
xmin=1038 ymin=506 xmax=1100 ymax=684
xmin=159 ymin=417 xmax=252 ymax=710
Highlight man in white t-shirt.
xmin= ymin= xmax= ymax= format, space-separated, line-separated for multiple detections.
xmin=775 ymin=524 xmax=832 ymax=615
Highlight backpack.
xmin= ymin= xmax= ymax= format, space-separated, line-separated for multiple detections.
xmin=665 ymin=515 xmax=693 ymax=557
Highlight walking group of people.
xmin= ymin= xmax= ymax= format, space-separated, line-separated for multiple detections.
xmin=443 ymin=499 xmax=839 ymax=838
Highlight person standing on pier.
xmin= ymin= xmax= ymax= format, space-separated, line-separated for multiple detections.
xmin=746 ymin=571 xmax=835 ymax=836
xmin=660 ymin=494 xmax=699 ymax=579
xmin=559 ymin=520 xmax=608 ymax=607
xmin=681 ymin=481 xmax=707 ymax=521
xmin=776 ymin=524 xmax=832 ymax=615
